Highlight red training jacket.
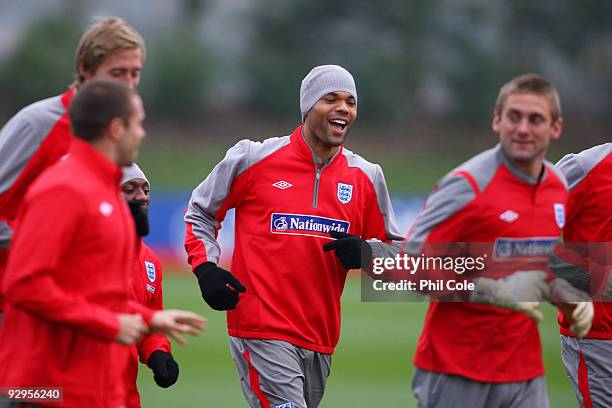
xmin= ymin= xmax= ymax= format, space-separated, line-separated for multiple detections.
xmin=126 ymin=241 xmax=171 ymax=408
xmin=555 ymin=143 xmax=612 ymax=338
xmin=0 ymin=138 xmax=154 ymax=407
xmin=407 ymin=145 xmax=567 ymax=382
xmin=185 ymin=125 xmax=402 ymax=354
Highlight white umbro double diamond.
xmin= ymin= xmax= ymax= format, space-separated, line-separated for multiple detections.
xmin=273 ymin=180 xmax=293 ymax=190
xmin=99 ymin=201 xmax=114 ymax=217
xmin=499 ymin=210 xmax=519 ymax=223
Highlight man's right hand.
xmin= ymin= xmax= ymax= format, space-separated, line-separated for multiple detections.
xmin=116 ymin=313 xmax=147 ymax=345
xmin=150 ymin=310 xmax=207 ymax=345
xmin=194 ymin=262 xmax=246 ymax=310
xmin=549 ymin=278 xmax=594 ymax=338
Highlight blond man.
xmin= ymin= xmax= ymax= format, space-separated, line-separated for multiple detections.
xmin=0 ymin=17 xmax=145 ymax=317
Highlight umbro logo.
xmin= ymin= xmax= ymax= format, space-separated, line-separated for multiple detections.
xmin=99 ymin=201 xmax=113 ymax=217
xmin=499 ymin=210 xmax=519 ymax=223
xmin=273 ymin=180 xmax=293 ymax=190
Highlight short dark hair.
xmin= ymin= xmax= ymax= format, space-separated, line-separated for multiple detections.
xmin=70 ymin=79 xmax=136 ymax=141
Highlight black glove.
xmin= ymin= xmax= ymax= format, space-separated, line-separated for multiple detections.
xmin=323 ymin=231 xmax=372 ymax=270
xmin=127 ymin=199 xmax=149 ymax=237
xmin=194 ymin=262 xmax=247 ymax=310
xmin=148 ymin=350 xmax=179 ymax=388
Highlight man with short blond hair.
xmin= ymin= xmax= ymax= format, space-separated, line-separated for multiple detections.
xmin=0 ymin=16 xmax=146 ymax=316
xmin=73 ymin=16 xmax=145 ymax=88
xmin=327 ymin=73 xmax=592 ymax=408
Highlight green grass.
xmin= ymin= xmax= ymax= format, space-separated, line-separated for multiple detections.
xmin=137 ymin=142 xmax=228 ymax=191
xmin=137 ymin=274 xmax=577 ymax=407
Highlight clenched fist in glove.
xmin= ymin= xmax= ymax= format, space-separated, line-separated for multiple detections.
xmin=549 ymin=278 xmax=594 ymax=338
xmin=194 ymin=262 xmax=246 ymax=310
xmin=471 ymin=270 xmax=551 ymax=322
xmin=323 ymin=231 xmax=372 ymax=270
xmin=148 ymin=350 xmax=179 ymax=388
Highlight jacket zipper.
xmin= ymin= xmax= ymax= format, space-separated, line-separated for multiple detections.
xmin=532 ymin=166 xmax=545 ymax=204
xmin=313 ymin=167 xmax=322 ymax=208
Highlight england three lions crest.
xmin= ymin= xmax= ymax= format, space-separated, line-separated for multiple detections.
xmin=337 ymin=183 xmax=353 ymax=204
xmin=553 ymin=203 xmax=565 ymax=228
xmin=145 ymin=261 xmax=156 ymax=283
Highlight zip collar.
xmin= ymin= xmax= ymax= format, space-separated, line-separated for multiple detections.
xmin=496 ymin=144 xmax=547 ymax=185
xmin=290 ymin=125 xmax=344 ymax=168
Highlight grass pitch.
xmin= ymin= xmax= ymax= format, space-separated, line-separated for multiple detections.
xmin=137 ymin=273 xmax=576 ymax=407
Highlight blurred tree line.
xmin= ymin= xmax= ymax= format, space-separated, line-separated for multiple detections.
xmin=0 ymin=0 xmax=611 ymax=130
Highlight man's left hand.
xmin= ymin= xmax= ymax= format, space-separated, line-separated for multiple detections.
xmin=323 ymin=231 xmax=372 ymax=269
xmin=148 ymin=350 xmax=179 ymax=388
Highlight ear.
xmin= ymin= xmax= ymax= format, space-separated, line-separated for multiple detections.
xmin=79 ymin=63 xmax=94 ymax=82
xmin=492 ymin=112 xmax=501 ymax=133
xmin=107 ymin=117 xmax=125 ymax=143
xmin=549 ymin=117 xmax=563 ymax=141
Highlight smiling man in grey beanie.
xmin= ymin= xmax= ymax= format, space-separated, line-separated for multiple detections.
xmin=299 ymin=64 xmax=359 ymax=160
xmin=185 ymin=64 xmax=402 ymax=408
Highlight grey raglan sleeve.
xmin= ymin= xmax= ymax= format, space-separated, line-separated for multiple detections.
xmin=0 ymin=114 xmax=41 ymax=197
xmin=184 ymin=140 xmax=251 ymax=268
xmin=369 ymin=172 xmax=477 ymax=259
xmin=370 ymin=164 xmax=404 ymax=241
xmin=365 ymin=165 xmax=403 ymax=258
xmin=0 ymin=221 xmax=10 ymax=248
xmin=554 ymin=153 xmax=587 ymax=192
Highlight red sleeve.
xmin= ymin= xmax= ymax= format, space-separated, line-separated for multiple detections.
xmin=137 ymin=252 xmax=171 ymax=363
xmin=3 ymin=186 xmax=120 ymax=341
xmin=126 ymin=300 xmax=154 ymax=325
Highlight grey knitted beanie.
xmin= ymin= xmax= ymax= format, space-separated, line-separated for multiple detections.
xmin=121 ymin=163 xmax=149 ymax=186
xmin=299 ymin=65 xmax=357 ymax=121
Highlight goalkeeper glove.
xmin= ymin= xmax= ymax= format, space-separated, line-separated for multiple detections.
xmin=471 ymin=270 xmax=550 ymax=322
xmin=549 ymin=278 xmax=594 ymax=338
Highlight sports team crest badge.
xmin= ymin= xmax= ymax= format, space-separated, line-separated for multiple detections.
xmin=337 ymin=183 xmax=353 ymax=204
xmin=145 ymin=261 xmax=156 ymax=283
xmin=553 ymin=203 xmax=565 ymax=228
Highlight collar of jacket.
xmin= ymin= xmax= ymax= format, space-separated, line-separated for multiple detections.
xmin=495 ymin=143 xmax=548 ymax=185
xmin=61 ymin=87 xmax=76 ymax=110
xmin=290 ymin=125 xmax=344 ymax=170
xmin=69 ymin=138 xmax=123 ymax=189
